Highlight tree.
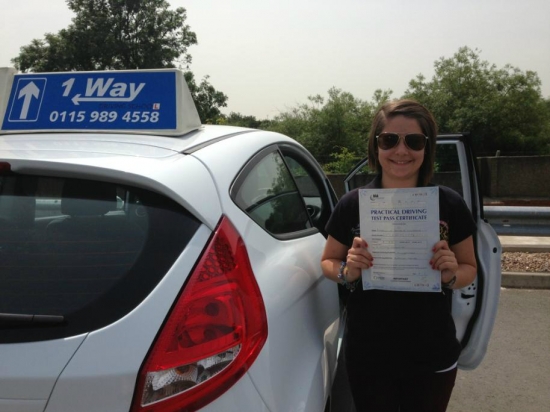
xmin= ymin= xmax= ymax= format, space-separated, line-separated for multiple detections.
xmin=184 ymin=72 xmax=228 ymax=124
xmin=404 ymin=47 xmax=550 ymax=155
xmin=12 ymin=0 xmax=227 ymax=123
xmin=268 ymin=88 xmax=391 ymax=166
xmin=223 ymin=112 xmax=271 ymax=129
xmin=323 ymin=147 xmax=361 ymax=174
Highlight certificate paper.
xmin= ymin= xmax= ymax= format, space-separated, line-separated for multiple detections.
xmin=359 ymin=187 xmax=441 ymax=292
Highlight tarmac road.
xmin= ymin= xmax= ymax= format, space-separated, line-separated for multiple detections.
xmin=448 ymin=288 xmax=550 ymax=412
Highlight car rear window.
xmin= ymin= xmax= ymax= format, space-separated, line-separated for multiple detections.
xmin=0 ymin=174 xmax=200 ymax=343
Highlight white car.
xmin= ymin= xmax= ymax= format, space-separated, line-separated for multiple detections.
xmin=0 ymin=68 xmax=501 ymax=412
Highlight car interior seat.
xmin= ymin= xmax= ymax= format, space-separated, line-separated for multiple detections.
xmin=42 ymin=179 xmax=146 ymax=310
xmin=46 ymin=179 xmax=144 ymax=253
xmin=0 ymin=216 xmax=16 ymax=251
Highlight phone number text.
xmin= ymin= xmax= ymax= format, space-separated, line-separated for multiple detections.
xmin=49 ymin=111 xmax=160 ymax=123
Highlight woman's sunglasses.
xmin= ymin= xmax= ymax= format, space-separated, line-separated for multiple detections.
xmin=376 ymin=133 xmax=428 ymax=151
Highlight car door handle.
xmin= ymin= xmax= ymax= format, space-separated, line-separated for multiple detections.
xmin=461 ymin=293 xmax=475 ymax=299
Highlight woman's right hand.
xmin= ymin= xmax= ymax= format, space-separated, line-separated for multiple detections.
xmin=345 ymin=237 xmax=373 ymax=281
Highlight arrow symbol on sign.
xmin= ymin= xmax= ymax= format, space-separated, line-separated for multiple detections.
xmin=18 ymin=82 xmax=40 ymax=119
xmin=71 ymin=95 xmax=136 ymax=105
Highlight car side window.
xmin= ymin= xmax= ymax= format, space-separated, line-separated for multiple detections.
xmin=233 ymin=150 xmax=311 ymax=235
xmin=282 ymin=152 xmax=333 ymax=237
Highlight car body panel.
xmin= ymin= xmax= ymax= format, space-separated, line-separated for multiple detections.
xmin=0 ymin=125 xmax=253 ymax=154
xmin=0 ymin=399 xmax=47 ymax=412
xmin=194 ymin=371 xmax=271 ymax=412
xmin=232 ymin=217 xmax=339 ymax=412
xmin=0 ymin=335 xmax=86 ymax=407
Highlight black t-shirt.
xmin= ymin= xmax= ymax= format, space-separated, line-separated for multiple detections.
xmin=326 ymin=175 xmax=476 ymax=373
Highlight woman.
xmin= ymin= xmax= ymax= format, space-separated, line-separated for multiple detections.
xmin=321 ymin=99 xmax=477 ymax=411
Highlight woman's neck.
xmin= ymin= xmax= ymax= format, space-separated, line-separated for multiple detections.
xmin=381 ymin=174 xmax=419 ymax=189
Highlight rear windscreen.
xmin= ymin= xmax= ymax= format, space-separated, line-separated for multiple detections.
xmin=0 ymin=174 xmax=200 ymax=343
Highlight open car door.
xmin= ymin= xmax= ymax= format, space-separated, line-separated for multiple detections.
xmin=343 ymin=133 xmax=501 ymax=369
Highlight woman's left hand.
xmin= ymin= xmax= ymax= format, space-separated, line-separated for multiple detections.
xmin=431 ymin=240 xmax=458 ymax=283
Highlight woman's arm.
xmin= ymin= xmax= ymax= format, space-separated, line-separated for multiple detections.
xmin=321 ymin=235 xmax=372 ymax=284
xmin=431 ymin=236 xmax=477 ymax=289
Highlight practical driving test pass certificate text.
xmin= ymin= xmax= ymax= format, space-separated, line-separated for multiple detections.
xmin=359 ymin=187 xmax=441 ymax=292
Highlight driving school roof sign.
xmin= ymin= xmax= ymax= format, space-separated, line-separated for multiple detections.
xmin=0 ymin=68 xmax=201 ymax=136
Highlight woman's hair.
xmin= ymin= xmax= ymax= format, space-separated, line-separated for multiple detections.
xmin=367 ymin=99 xmax=438 ymax=186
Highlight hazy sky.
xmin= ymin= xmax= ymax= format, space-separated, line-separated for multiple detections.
xmin=2 ymin=0 xmax=549 ymax=119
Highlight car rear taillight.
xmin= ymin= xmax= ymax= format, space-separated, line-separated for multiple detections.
xmin=131 ymin=216 xmax=268 ymax=412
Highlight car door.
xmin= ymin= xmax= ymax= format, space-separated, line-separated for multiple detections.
xmin=217 ymin=138 xmax=342 ymax=411
xmin=343 ymin=133 xmax=502 ymax=370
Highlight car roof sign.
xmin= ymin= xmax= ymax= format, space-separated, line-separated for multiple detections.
xmin=0 ymin=68 xmax=201 ymax=137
